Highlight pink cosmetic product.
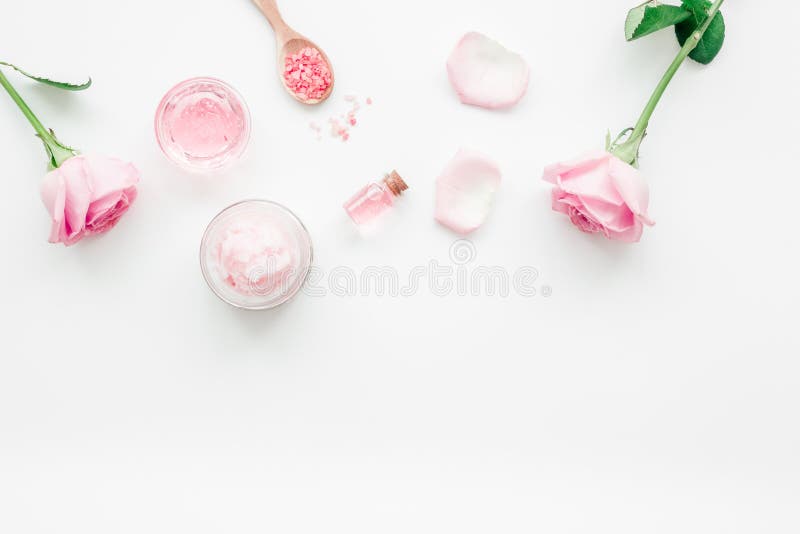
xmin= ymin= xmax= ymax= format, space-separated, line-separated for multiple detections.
xmin=283 ymin=46 xmax=333 ymax=102
xmin=343 ymin=170 xmax=409 ymax=226
xmin=200 ymin=200 xmax=313 ymax=310
xmin=155 ymin=77 xmax=251 ymax=172
xmin=252 ymin=0 xmax=335 ymax=105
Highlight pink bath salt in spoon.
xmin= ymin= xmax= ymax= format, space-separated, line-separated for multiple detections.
xmin=252 ymin=0 xmax=335 ymax=104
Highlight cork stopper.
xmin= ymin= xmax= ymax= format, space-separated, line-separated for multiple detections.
xmin=383 ymin=170 xmax=408 ymax=197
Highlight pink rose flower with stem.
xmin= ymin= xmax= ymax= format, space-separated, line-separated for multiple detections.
xmin=543 ymin=0 xmax=726 ymax=243
xmin=0 ymin=62 xmax=140 ymax=246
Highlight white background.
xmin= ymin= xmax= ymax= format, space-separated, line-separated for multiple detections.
xmin=1 ymin=0 xmax=799 ymax=532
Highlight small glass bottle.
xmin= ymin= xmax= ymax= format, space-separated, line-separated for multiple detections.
xmin=343 ymin=170 xmax=408 ymax=225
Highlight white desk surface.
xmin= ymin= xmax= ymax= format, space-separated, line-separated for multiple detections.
xmin=1 ymin=1 xmax=798 ymax=532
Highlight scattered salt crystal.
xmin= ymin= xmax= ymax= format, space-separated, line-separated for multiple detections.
xmin=309 ymin=121 xmax=322 ymax=140
xmin=311 ymin=95 xmax=372 ymax=143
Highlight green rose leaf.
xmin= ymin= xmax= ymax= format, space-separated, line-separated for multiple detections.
xmin=674 ymin=0 xmax=726 ymax=64
xmin=625 ymin=1 xmax=692 ymax=41
xmin=0 ymin=61 xmax=91 ymax=91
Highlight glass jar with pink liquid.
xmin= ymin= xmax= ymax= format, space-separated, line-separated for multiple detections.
xmin=155 ymin=77 xmax=251 ymax=172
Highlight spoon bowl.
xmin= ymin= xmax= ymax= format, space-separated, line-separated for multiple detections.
xmin=253 ymin=0 xmax=335 ymax=105
xmin=278 ymin=37 xmax=335 ymax=104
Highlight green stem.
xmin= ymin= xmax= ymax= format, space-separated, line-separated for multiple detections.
xmin=0 ymin=69 xmax=50 ymax=139
xmin=0 ymin=68 xmax=76 ymax=168
xmin=612 ymin=0 xmax=725 ymax=164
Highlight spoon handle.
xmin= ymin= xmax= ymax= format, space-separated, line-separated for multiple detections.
xmin=252 ymin=0 xmax=291 ymax=41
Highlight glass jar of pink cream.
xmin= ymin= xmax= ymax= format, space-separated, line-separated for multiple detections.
xmin=155 ymin=77 xmax=251 ymax=171
xmin=200 ymin=200 xmax=313 ymax=310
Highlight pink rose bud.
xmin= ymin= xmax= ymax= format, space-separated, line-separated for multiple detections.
xmin=543 ymin=152 xmax=655 ymax=243
xmin=40 ymin=154 xmax=140 ymax=246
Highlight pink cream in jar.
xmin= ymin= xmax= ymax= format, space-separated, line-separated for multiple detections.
xmin=200 ymin=200 xmax=313 ymax=310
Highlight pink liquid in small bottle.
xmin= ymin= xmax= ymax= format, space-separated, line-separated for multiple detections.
xmin=344 ymin=171 xmax=408 ymax=225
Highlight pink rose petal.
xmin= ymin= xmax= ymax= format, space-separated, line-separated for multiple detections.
xmin=608 ymin=156 xmax=655 ymax=226
xmin=435 ymin=149 xmax=501 ymax=235
xmin=447 ymin=32 xmax=530 ymax=110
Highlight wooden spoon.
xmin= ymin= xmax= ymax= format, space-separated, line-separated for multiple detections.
xmin=252 ymin=0 xmax=335 ymax=105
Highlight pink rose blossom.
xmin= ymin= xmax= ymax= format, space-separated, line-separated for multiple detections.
xmin=40 ymin=154 xmax=140 ymax=246
xmin=543 ymin=152 xmax=654 ymax=243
